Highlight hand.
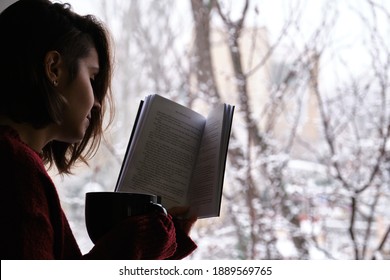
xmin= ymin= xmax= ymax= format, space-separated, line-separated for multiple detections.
xmin=168 ymin=206 xmax=197 ymax=235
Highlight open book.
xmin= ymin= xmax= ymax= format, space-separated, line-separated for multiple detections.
xmin=115 ymin=94 xmax=234 ymax=218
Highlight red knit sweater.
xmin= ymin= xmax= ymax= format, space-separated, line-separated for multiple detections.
xmin=0 ymin=126 xmax=196 ymax=259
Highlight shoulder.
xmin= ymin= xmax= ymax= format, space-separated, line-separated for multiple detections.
xmin=0 ymin=125 xmax=46 ymax=172
xmin=0 ymin=125 xmax=54 ymax=204
xmin=0 ymin=126 xmax=59 ymax=240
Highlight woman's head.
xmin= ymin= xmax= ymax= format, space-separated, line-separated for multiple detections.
xmin=0 ymin=0 xmax=113 ymax=173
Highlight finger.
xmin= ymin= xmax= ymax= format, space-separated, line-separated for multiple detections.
xmin=168 ymin=206 xmax=190 ymax=216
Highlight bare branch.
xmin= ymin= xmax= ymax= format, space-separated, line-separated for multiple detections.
xmin=349 ymin=196 xmax=360 ymax=259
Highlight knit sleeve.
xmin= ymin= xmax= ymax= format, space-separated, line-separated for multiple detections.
xmin=83 ymin=213 xmax=179 ymax=260
xmin=167 ymin=217 xmax=197 ymax=260
xmin=0 ymin=149 xmax=56 ymax=259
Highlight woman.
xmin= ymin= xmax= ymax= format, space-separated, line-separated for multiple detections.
xmin=0 ymin=0 xmax=196 ymax=259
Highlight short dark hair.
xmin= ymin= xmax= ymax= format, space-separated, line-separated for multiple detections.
xmin=0 ymin=0 xmax=114 ymax=173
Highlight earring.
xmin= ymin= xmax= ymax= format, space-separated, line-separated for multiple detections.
xmin=52 ymin=80 xmax=58 ymax=86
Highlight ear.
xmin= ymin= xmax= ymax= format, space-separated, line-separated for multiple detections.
xmin=44 ymin=51 xmax=64 ymax=87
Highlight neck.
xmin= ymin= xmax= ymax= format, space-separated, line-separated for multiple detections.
xmin=0 ymin=117 xmax=53 ymax=152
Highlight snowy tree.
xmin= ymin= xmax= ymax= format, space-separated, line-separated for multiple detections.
xmin=186 ymin=0 xmax=390 ymax=259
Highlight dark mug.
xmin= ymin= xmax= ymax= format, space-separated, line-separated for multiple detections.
xmin=85 ymin=191 xmax=167 ymax=244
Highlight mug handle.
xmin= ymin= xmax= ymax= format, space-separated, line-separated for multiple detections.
xmin=148 ymin=202 xmax=168 ymax=216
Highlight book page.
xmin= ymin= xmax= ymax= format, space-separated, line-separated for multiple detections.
xmin=116 ymin=95 xmax=206 ymax=210
xmin=188 ymin=104 xmax=229 ymax=218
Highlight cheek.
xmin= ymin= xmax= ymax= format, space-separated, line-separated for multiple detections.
xmin=74 ymin=78 xmax=95 ymax=110
xmin=83 ymin=84 xmax=95 ymax=108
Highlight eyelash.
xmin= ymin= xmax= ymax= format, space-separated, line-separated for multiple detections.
xmin=90 ymin=78 xmax=96 ymax=90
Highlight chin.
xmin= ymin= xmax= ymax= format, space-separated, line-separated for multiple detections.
xmin=76 ymin=131 xmax=87 ymax=142
xmin=66 ymin=130 xmax=87 ymax=144
xmin=56 ymin=122 xmax=88 ymax=143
